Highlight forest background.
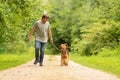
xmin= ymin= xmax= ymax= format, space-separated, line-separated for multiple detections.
xmin=0 ymin=0 xmax=120 ymax=77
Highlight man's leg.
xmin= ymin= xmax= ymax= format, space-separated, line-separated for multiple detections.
xmin=39 ymin=42 xmax=46 ymax=66
xmin=34 ymin=40 xmax=40 ymax=64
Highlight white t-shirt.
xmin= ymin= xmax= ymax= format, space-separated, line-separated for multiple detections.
xmin=34 ymin=20 xmax=50 ymax=43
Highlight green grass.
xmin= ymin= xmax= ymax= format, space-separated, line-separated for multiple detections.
xmin=0 ymin=47 xmax=56 ymax=71
xmin=0 ymin=47 xmax=34 ymax=71
xmin=1 ymin=46 xmax=120 ymax=78
xmin=70 ymin=54 xmax=120 ymax=77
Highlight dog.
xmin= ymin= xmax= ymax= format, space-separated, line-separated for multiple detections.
xmin=59 ymin=43 xmax=69 ymax=66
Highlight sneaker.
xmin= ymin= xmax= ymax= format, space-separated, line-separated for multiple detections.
xmin=39 ymin=62 xmax=43 ymax=66
xmin=33 ymin=60 xmax=39 ymax=65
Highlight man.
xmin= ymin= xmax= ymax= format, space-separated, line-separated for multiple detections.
xmin=28 ymin=14 xmax=53 ymax=66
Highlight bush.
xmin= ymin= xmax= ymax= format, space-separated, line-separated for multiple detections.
xmin=71 ymin=21 xmax=120 ymax=56
xmin=0 ymin=41 xmax=31 ymax=54
xmin=98 ymin=46 xmax=120 ymax=57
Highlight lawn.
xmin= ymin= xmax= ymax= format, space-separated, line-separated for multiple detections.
xmin=70 ymin=54 xmax=120 ymax=77
xmin=0 ymin=47 xmax=34 ymax=70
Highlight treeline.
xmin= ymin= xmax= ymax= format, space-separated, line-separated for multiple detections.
xmin=0 ymin=0 xmax=120 ymax=56
xmin=0 ymin=0 xmax=43 ymax=53
xmin=49 ymin=0 xmax=120 ymax=56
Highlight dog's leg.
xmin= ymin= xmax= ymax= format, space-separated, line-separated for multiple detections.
xmin=64 ymin=59 xmax=68 ymax=66
xmin=61 ymin=57 xmax=64 ymax=66
xmin=65 ymin=56 xmax=69 ymax=66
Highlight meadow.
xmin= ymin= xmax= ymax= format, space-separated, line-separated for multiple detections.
xmin=0 ymin=47 xmax=34 ymax=70
xmin=70 ymin=54 xmax=120 ymax=77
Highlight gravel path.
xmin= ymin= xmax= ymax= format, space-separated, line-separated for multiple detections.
xmin=0 ymin=55 xmax=119 ymax=80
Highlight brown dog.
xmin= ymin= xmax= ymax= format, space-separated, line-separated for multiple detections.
xmin=59 ymin=43 xmax=69 ymax=66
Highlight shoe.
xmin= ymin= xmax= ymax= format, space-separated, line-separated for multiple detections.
xmin=33 ymin=60 xmax=39 ymax=65
xmin=39 ymin=62 xmax=43 ymax=66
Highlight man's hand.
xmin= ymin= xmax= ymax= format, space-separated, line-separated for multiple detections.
xmin=28 ymin=27 xmax=34 ymax=42
xmin=50 ymin=39 xmax=53 ymax=43
xmin=28 ymin=36 xmax=32 ymax=42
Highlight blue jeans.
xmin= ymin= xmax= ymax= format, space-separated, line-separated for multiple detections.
xmin=35 ymin=40 xmax=46 ymax=63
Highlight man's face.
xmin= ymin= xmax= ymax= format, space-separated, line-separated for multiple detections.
xmin=42 ymin=17 xmax=49 ymax=23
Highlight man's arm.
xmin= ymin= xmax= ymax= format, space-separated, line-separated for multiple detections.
xmin=28 ymin=26 xmax=34 ymax=41
xmin=48 ymin=28 xmax=53 ymax=43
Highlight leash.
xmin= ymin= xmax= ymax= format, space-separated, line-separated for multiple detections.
xmin=51 ymin=43 xmax=61 ymax=51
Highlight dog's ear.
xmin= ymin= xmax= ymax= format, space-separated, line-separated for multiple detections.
xmin=59 ymin=44 xmax=62 ymax=49
xmin=65 ymin=43 xmax=68 ymax=48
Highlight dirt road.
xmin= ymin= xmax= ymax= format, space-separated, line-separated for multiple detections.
xmin=0 ymin=55 xmax=119 ymax=80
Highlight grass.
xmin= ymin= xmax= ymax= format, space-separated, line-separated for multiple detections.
xmin=0 ymin=47 xmax=57 ymax=71
xmin=70 ymin=53 xmax=120 ymax=78
xmin=0 ymin=47 xmax=34 ymax=71
xmin=0 ymin=46 xmax=120 ymax=78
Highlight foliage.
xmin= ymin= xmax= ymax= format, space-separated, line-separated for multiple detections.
xmin=98 ymin=46 xmax=120 ymax=57
xmin=0 ymin=0 xmax=43 ymax=53
xmin=0 ymin=0 xmax=120 ymax=56
xmin=49 ymin=0 xmax=120 ymax=56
